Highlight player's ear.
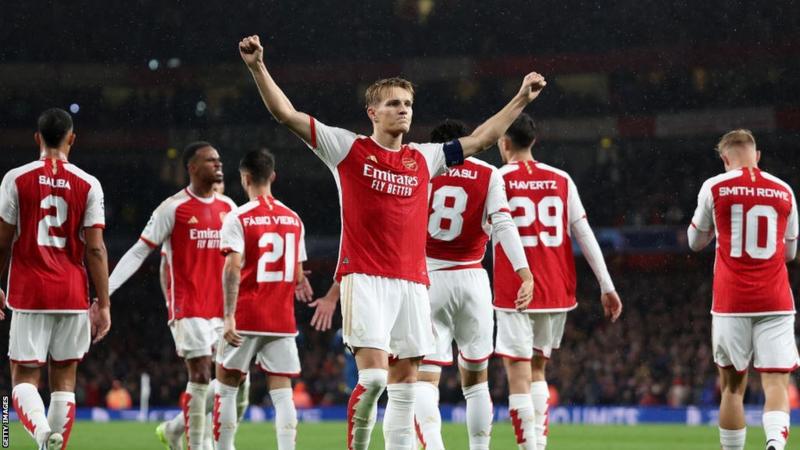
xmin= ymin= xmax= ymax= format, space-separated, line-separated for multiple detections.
xmin=366 ymin=105 xmax=377 ymax=123
xmin=67 ymin=132 xmax=76 ymax=147
xmin=755 ymin=150 xmax=761 ymax=164
xmin=269 ymin=172 xmax=276 ymax=184
xmin=34 ymin=132 xmax=41 ymax=147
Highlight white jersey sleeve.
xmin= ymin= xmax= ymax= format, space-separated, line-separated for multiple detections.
xmin=413 ymin=143 xmax=447 ymax=178
xmin=486 ymin=168 xmax=511 ymax=216
xmin=787 ymin=188 xmax=798 ymax=241
xmin=690 ymin=180 xmax=715 ymax=232
xmin=83 ymin=176 xmax=105 ymax=228
xmin=307 ymin=117 xmax=358 ymax=169
xmin=567 ymin=176 xmax=587 ymax=225
xmin=220 ymin=211 xmax=245 ymax=255
xmin=299 ymin=221 xmax=308 ymax=263
xmin=140 ymin=200 xmax=177 ymax=247
xmin=0 ymin=171 xmax=19 ymax=225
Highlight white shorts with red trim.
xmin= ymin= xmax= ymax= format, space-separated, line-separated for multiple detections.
xmin=495 ymin=311 xmax=567 ymax=360
xmin=712 ymin=314 xmax=799 ymax=373
xmin=215 ymin=334 xmax=300 ymax=377
xmin=169 ymin=317 xmax=223 ymax=360
xmin=422 ymin=269 xmax=493 ymax=366
xmin=340 ymin=273 xmax=435 ymax=359
xmin=8 ymin=311 xmax=90 ymax=367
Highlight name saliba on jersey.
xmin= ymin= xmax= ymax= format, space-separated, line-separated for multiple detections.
xmin=363 ymin=162 xmax=419 ymax=197
xmin=39 ymin=175 xmax=71 ymax=189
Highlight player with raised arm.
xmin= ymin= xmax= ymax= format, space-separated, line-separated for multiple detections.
xmin=108 ymin=142 xmax=238 ymax=450
xmin=214 ymin=149 xmax=312 ymax=450
xmin=688 ymin=130 xmax=798 ymax=450
xmin=0 ymin=108 xmax=110 ymax=450
xmin=238 ymin=34 xmax=546 ymax=450
xmin=414 ymin=120 xmax=532 ymax=450
xmin=494 ymin=114 xmax=622 ymax=450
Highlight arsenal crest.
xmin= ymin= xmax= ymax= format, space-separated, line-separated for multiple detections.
xmin=402 ymin=157 xmax=418 ymax=171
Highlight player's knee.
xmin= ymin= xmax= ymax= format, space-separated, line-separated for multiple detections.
xmin=458 ymin=354 xmax=488 ymax=372
xmin=357 ymin=368 xmax=388 ymax=393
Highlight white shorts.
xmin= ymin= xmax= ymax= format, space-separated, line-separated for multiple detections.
xmin=340 ymin=273 xmax=435 ymax=359
xmin=216 ymin=335 xmax=301 ymax=377
xmin=8 ymin=312 xmax=90 ymax=367
xmin=170 ymin=317 xmax=224 ymax=360
xmin=495 ymin=310 xmax=567 ymax=360
xmin=712 ymin=314 xmax=799 ymax=373
xmin=423 ymin=269 xmax=493 ymax=366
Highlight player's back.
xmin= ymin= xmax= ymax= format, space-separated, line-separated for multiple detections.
xmin=222 ymin=196 xmax=305 ymax=335
xmin=494 ymin=160 xmax=579 ymax=311
xmin=696 ymin=168 xmax=797 ymax=315
xmin=426 ymin=157 xmax=499 ymax=267
xmin=0 ymin=157 xmax=104 ymax=311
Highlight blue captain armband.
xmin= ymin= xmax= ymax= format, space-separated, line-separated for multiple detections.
xmin=443 ymin=139 xmax=465 ymax=167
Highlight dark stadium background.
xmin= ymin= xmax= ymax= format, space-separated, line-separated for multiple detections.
xmin=1 ymin=0 xmax=799 ymax=412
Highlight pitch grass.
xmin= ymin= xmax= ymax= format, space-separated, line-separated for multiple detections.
xmin=6 ymin=422 xmax=794 ymax=449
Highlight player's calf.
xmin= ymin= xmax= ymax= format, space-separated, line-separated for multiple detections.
xmin=459 ymin=357 xmax=492 ymax=450
xmin=348 ymin=368 xmax=387 ymax=450
xmin=414 ymin=365 xmax=443 ymax=450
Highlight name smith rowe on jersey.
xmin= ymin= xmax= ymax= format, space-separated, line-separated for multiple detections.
xmin=363 ymin=161 xmax=419 ymax=197
xmin=718 ymin=186 xmax=791 ymax=201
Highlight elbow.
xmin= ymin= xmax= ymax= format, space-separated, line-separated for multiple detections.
xmin=87 ymin=243 xmax=107 ymax=261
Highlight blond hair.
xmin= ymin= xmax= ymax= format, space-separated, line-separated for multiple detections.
xmin=716 ymin=129 xmax=756 ymax=153
xmin=364 ymin=77 xmax=415 ymax=107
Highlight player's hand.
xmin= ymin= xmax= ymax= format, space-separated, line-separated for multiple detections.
xmin=89 ymin=300 xmax=111 ymax=343
xmin=223 ymin=316 xmax=243 ymax=347
xmin=518 ymin=72 xmax=547 ymax=103
xmin=308 ymin=294 xmax=337 ymax=332
xmin=601 ymin=291 xmax=622 ymax=322
xmin=295 ymin=276 xmax=314 ymax=303
xmin=0 ymin=287 xmax=6 ymax=320
xmin=239 ymin=35 xmax=264 ymax=69
xmin=514 ymin=269 xmax=534 ymax=311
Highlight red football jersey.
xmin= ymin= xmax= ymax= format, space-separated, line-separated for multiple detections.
xmin=307 ymin=117 xmax=446 ymax=285
xmin=0 ymin=157 xmax=105 ymax=312
xmin=494 ymin=161 xmax=585 ymax=312
xmin=691 ymin=168 xmax=798 ymax=315
xmin=426 ymin=158 xmax=510 ymax=269
xmin=139 ymin=188 xmax=236 ymax=321
xmin=220 ymin=196 xmax=306 ymax=335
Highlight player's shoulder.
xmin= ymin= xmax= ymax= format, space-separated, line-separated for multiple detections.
xmin=214 ymin=193 xmax=238 ymax=210
xmin=759 ymin=170 xmax=795 ymax=195
xmin=230 ymin=199 xmax=260 ymax=218
xmin=533 ymin=162 xmax=573 ymax=183
xmin=3 ymin=160 xmax=45 ymax=182
xmin=498 ymin=162 xmax=522 ymax=177
xmin=465 ymin=157 xmax=498 ymax=173
xmin=273 ymin=198 xmax=303 ymax=221
xmin=63 ymin=162 xmax=99 ymax=183
xmin=156 ymin=189 xmax=193 ymax=213
xmin=701 ymin=170 xmax=743 ymax=191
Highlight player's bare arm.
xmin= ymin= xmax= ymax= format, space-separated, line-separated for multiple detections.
xmin=309 ymin=281 xmax=339 ymax=332
xmin=295 ymin=262 xmax=314 ymax=302
xmin=459 ymin=72 xmax=547 ymax=158
xmin=239 ymin=35 xmax=312 ymax=143
xmin=0 ymin=219 xmax=15 ymax=320
xmin=85 ymin=227 xmax=111 ymax=342
xmin=514 ymin=268 xmax=534 ymax=311
xmin=222 ymin=252 xmax=243 ymax=347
